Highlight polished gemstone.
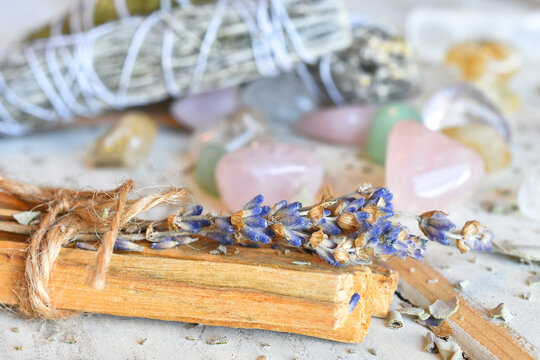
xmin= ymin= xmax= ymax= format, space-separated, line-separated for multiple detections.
xmin=442 ymin=124 xmax=511 ymax=172
xmin=365 ymin=103 xmax=422 ymax=165
xmin=216 ymin=143 xmax=324 ymax=211
xmin=298 ymin=106 xmax=375 ymax=146
xmin=170 ymin=87 xmax=238 ymax=130
xmin=446 ymin=40 xmax=520 ymax=81
xmin=189 ymin=106 xmax=267 ymax=159
xmin=422 ymin=84 xmax=510 ymax=140
xmin=196 ymin=143 xmax=227 ymax=197
xmin=242 ymin=73 xmax=318 ymax=123
xmin=89 ymin=112 xmax=157 ymax=167
xmin=191 ymin=107 xmax=268 ymax=196
xmin=446 ymin=41 xmax=522 ymax=114
xmin=518 ymin=165 xmax=540 ymax=221
xmin=386 ymin=121 xmax=485 ymax=213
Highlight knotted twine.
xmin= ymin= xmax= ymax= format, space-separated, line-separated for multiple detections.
xmin=0 ymin=175 xmax=185 ymax=318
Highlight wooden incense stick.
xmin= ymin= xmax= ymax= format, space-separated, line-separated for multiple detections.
xmin=388 ymin=258 xmax=535 ymax=359
xmin=0 ymin=231 xmax=398 ymax=343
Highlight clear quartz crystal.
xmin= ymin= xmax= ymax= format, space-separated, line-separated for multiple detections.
xmin=241 ymin=72 xmax=318 ymax=123
xmin=518 ymin=165 xmax=540 ymax=221
xmin=422 ymin=84 xmax=510 ymax=141
xmin=189 ymin=106 xmax=268 ymax=158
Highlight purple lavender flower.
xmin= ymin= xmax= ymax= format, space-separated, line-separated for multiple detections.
xmin=395 ymin=233 xmax=428 ymax=260
xmin=232 ymin=195 xmax=274 ymax=244
xmin=373 ymin=221 xmax=401 ymax=256
xmin=76 ymin=242 xmax=97 ymax=251
xmin=202 ymin=217 xmax=235 ymax=245
xmin=348 ymin=293 xmax=360 ymax=313
xmin=269 ymin=201 xmax=312 ymax=246
xmin=174 ymin=204 xmax=211 ymax=233
xmin=150 ymin=236 xmax=197 ymax=250
xmin=114 ymin=238 xmax=143 ymax=252
xmin=314 ymin=245 xmax=342 ymax=267
xmin=366 ymin=187 xmax=394 ymax=216
xmin=418 ymin=211 xmax=456 ymax=245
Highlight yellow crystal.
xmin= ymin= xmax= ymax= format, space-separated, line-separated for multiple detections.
xmin=446 ymin=40 xmax=520 ymax=81
xmin=89 ymin=112 xmax=157 ymax=167
xmin=442 ymin=124 xmax=511 ymax=173
xmin=445 ymin=40 xmax=521 ymax=114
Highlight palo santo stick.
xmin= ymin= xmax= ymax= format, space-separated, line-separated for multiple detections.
xmin=370 ymin=264 xmax=398 ymax=318
xmin=0 ymin=237 xmax=380 ymax=343
xmin=388 ymin=258 xmax=535 ymax=359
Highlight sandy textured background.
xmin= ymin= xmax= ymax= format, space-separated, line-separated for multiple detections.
xmin=1 ymin=1 xmax=539 ymax=359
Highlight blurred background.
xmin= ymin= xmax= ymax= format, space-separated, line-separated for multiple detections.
xmin=1 ymin=1 xmax=540 ymax=358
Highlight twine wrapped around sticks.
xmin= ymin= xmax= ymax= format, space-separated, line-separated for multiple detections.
xmin=0 ymin=0 xmax=350 ymax=135
xmin=0 ymin=175 xmax=185 ymax=318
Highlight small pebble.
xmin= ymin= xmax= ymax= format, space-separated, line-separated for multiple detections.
xmin=206 ymin=336 xmax=228 ymax=345
xmin=10 ymin=327 xmax=19 ymax=333
xmin=520 ymin=292 xmax=532 ymax=300
xmin=429 ymin=297 xmax=460 ymax=319
xmin=528 ymin=274 xmax=540 ymax=286
xmin=346 ymin=349 xmax=357 ymax=354
xmin=368 ymin=348 xmax=378 ymax=356
xmin=456 ymin=280 xmax=469 ymax=289
xmin=489 ymin=303 xmax=513 ymax=322
xmin=14 ymin=346 xmax=25 ymax=351
xmin=186 ymin=337 xmax=197 ymax=341
xmin=137 ymin=338 xmax=147 ymax=345
xmin=256 ymin=356 xmax=267 ymax=360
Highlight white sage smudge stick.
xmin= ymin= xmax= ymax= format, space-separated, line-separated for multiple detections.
xmin=0 ymin=0 xmax=350 ymax=135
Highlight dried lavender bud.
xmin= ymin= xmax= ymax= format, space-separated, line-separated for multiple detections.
xmin=136 ymin=185 xmax=493 ymax=267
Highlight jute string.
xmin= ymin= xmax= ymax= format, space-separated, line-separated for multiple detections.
xmin=0 ymin=175 xmax=185 ymax=318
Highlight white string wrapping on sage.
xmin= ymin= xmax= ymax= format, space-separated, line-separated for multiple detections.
xmin=0 ymin=0 xmax=350 ymax=135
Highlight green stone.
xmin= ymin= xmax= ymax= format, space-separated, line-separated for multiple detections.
xmin=196 ymin=143 xmax=227 ymax=197
xmin=365 ymin=103 xmax=422 ymax=165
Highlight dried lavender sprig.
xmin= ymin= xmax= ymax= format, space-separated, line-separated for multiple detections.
xmin=75 ymin=186 xmax=493 ymax=266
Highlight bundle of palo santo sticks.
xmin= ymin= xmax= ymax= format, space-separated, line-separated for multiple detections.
xmin=0 ymin=175 xmax=494 ymax=342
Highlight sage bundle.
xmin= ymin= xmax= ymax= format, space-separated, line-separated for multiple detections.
xmin=26 ymin=0 xmax=211 ymax=40
xmin=0 ymin=0 xmax=350 ymax=135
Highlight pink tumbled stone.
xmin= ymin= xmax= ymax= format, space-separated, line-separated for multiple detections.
xmin=216 ymin=143 xmax=324 ymax=211
xmin=170 ymin=87 xmax=238 ymax=130
xmin=298 ymin=106 xmax=375 ymax=146
xmin=386 ymin=121 xmax=485 ymax=213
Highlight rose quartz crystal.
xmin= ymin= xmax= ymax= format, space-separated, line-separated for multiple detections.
xmin=298 ymin=106 xmax=375 ymax=146
xmin=386 ymin=121 xmax=485 ymax=213
xmin=170 ymin=87 xmax=238 ymax=130
xmin=216 ymin=143 xmax=324 ymax=211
